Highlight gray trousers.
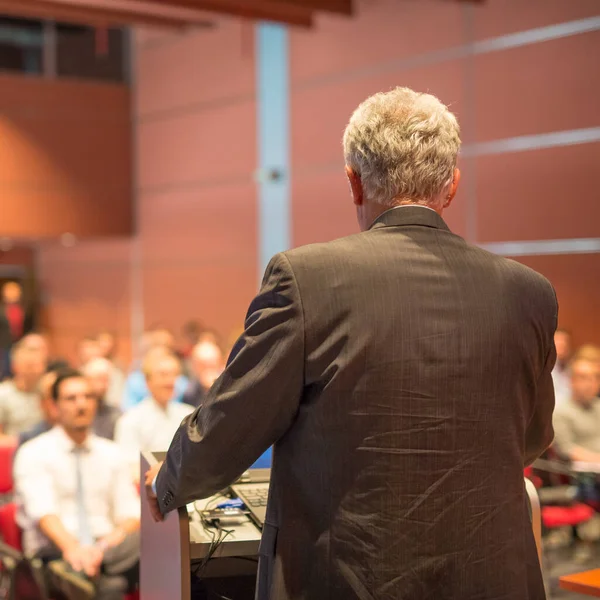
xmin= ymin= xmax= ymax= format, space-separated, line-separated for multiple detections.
xmin=37 ymin=531 xmax=139 ymax=600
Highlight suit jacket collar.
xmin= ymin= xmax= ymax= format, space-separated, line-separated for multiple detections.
xmin=369 ymin=205 xmax=451 ymax=232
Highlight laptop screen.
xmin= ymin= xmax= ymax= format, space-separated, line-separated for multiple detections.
xmin=250 ymin=447 xmax=272 ymax=469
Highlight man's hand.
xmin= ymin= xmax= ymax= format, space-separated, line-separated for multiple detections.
xmin=63 ymin=544 xmax=103 ymax=578
xmin=144 ymin=461 xmax=164 ymax=523
xmin=96 ymin=527 xmax=126 ymax=552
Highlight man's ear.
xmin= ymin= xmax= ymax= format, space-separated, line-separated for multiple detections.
xmin=444 ymin=167 xmax=461 ymax=208
xmin=345 ymin=165 xmax=364 ymax=206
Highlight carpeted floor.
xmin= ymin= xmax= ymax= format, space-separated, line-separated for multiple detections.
xmin=543 ymin=528 xmax=600 ymax=599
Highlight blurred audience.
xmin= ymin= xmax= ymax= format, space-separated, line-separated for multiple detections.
xmin=122 ymin=328 xmax=187 ymax=409
xmin=0 ymin=282 xmax=35 ymax=379
xmin=552 ymin=328 xmax=572 ymax=406
xmin=18 ymin=370 xmax=58 ymax=448
xmin=115 ymin=350 xmax=193 ymax=481
xmin=179 ymin=320 xmax=204 ymax=359
xmin=553 ymin=357 xmax=600 ymax=463
xmin=182 ymin=340 xmax=225 ymax=408
xmin=14 ymin=369 xmax=140 ymax=600
xmin=0 ymin=342 xmax=45 ymax=439
xmin=20 ymin=332 xmax=50 ymax=365
xmin=82 ymin=358 xmax=122 ymax=441
xmin=77 ymin=335 xmax=103 ymax=367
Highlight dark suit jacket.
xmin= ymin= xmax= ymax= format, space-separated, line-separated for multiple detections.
xmin=157 ymin=207 xmax=557 ymax=600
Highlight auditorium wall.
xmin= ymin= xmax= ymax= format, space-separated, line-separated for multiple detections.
xmin=37 ymin=21 xmax=258 ymax=363
xmin=289 ymin=0 xmax=600 ymax=347
xmin=36 ymin=0 xmax=600 ymax=363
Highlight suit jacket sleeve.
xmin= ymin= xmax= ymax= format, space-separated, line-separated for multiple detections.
xmin=156 ymin=253 xmax=304 ymax=513
xmin=524 ymin=285 xmax=558 ymax=467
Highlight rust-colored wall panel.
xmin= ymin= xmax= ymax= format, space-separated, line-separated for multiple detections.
xmin=136 ymin=21 xmax=254 ymax=118
xmin=0 ymin=74 xmax=132 ymax=238
xmin=290 ymin=0 xmax=462 ymax=86
xmin=38 ymin=238 xmax=133 ymax=364
xmin=514 ymin=253 xmax=600 ymax=347
xmin=473 ymin=32 xmax=600 ymax=142
xmin=138 ymin=100 xmax=256 ymax=191
xmin=138 ymin=184 xmax=256 ymax=264
xmin=135 ymin=22 xmax=258 ymax=347
xmin=476 ymin=143 xmax=600 ymax=243
xmin=471 ymin=0 xmax=600 ymax=41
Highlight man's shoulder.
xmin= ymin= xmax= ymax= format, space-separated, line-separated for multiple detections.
xmin=90 ymin=434 xmax=122 ymax=458
xmin=15 ymin=428 xmax=56 ymax=461
xmin=173 ymin=402 xmax=194 ymax=417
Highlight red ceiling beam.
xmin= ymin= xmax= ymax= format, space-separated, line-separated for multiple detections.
xmin=270 ymin=0 xmax=352 ymax=15
xmin=128 ymin=0 xmax=314 ymax=26
xmin=0 ymin=0 xmax=209 ymax=28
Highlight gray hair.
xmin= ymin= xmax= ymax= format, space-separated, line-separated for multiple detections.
xmin=343 ymin=87 xmax=461 ymax=207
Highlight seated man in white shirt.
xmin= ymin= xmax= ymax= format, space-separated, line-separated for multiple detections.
xmin=115 ymin=350 xmax=193 ymax=482
xmin=14 ymin=369 xmax=140 ymax=600
xmin=553 ymin=357 xmax=600 ymax=462
xmin=0 ymin=342 xmax=45 ymax=440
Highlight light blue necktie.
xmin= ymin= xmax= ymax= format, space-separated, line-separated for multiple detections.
xmin=74 ymin=447 xmax=94 ymax=546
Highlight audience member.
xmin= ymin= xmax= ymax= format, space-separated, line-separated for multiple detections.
xmin=82 ymin=358 xmax=122 ymax=441
xmin=122 ymin=329 xmax=187 ymax=409
xmin=572 ymin=344 xmax=600 ymax=395
xmin=179 ymin=320 xmax=204 ymax=359
xmin=115 ymin=351 xmax=193 ymax=480
xmin=552 ymin=328 xmax=572 ymax=406
xmin=182 ymin=340 xmax=225 ymax=408
xmin=96 ymin=331 xmax=118 ymax=363
xmin=20 ymin=332 xmax=50 ymax=366
xmin=0 ymin=343 xmax=45 ymax=438
xmin=14 ymin=369 xmax=140 ymax=600
xmin=94 ymin=331 xmax=125 ymax=409
xmin=77 ymin=336 xmax=102 ymax=367
xmin=553 ymin=357 xmax=600 ymax=462
xmin=18 ymin=370 xmax=58 ymax=448
xmin=0 ymin=282 xmax=34 ymax=379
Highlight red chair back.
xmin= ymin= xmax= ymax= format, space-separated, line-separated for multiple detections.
xmin=0 ymin=502 xmax=21 ymax=551
xmin=0 ymin=443 xmax=16 ymax=495
xmin=542 ymin=503 xmax=595 ymax=529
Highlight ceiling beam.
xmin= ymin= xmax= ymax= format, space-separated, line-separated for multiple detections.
xmin=129 ymin=0 xmax=314 ymax=26
xmin=0 ymin=0 xmax=210 ymax=28
xmin=271 ymin=0 xmax=352 ymax=15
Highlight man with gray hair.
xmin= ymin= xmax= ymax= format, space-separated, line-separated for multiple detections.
xmin=147 ymin=88 xmax=556 ymax=599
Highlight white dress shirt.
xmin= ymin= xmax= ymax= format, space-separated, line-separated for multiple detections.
xmin=114 ymin=397 xmax=193 ymax=472
xmin=14 ymin=426 xmax=140 ymax=555
xmin=0 ymin=381 xmax=43 ymax=435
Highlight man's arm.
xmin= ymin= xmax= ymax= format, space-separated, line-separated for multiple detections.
xmin=524 ymin=285 xmax=558 ymax=467
xmin=524 ymin=343 xmax=556 ymax=466
xmin=156 ymin=253 xmax=304 ymax=513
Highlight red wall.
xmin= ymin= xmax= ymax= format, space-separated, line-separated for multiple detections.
xmin=38 ymin=22 xmax=258 ymax=362
xmin=36 ymin=0 xmax=600 ymax=361
xmin=290 ymin=0 xmax=600 ymax=345
xmin=0 ymin=74 xmax=132 ymax=238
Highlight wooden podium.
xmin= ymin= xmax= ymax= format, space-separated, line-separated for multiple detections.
xmin=140 ymin=451 xmax=191 ymax=600
xmin=140 ymin=452 xmax=261 ymax=600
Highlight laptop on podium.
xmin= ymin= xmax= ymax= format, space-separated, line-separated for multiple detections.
xmin=230 ymin=448 xmax=272 ymax=529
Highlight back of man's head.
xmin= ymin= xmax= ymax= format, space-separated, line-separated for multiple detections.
xmin=343 ymin=87 xmax=461 ymax=210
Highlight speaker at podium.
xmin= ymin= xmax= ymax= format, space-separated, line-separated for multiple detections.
xmin=140 ymin=449 xmax=272 ymax=600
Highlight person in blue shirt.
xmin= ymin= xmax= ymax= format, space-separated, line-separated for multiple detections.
xmin=122 ymin=330 xmax=188 ymax=410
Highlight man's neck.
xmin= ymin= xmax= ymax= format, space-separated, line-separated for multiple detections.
xmin=62 ymin=426 xmax=89 ymax=447
xmin=13 ymin=376 xmax=36 ymax=394
xmin=151 ymin=396 xmax=170 ymax=412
